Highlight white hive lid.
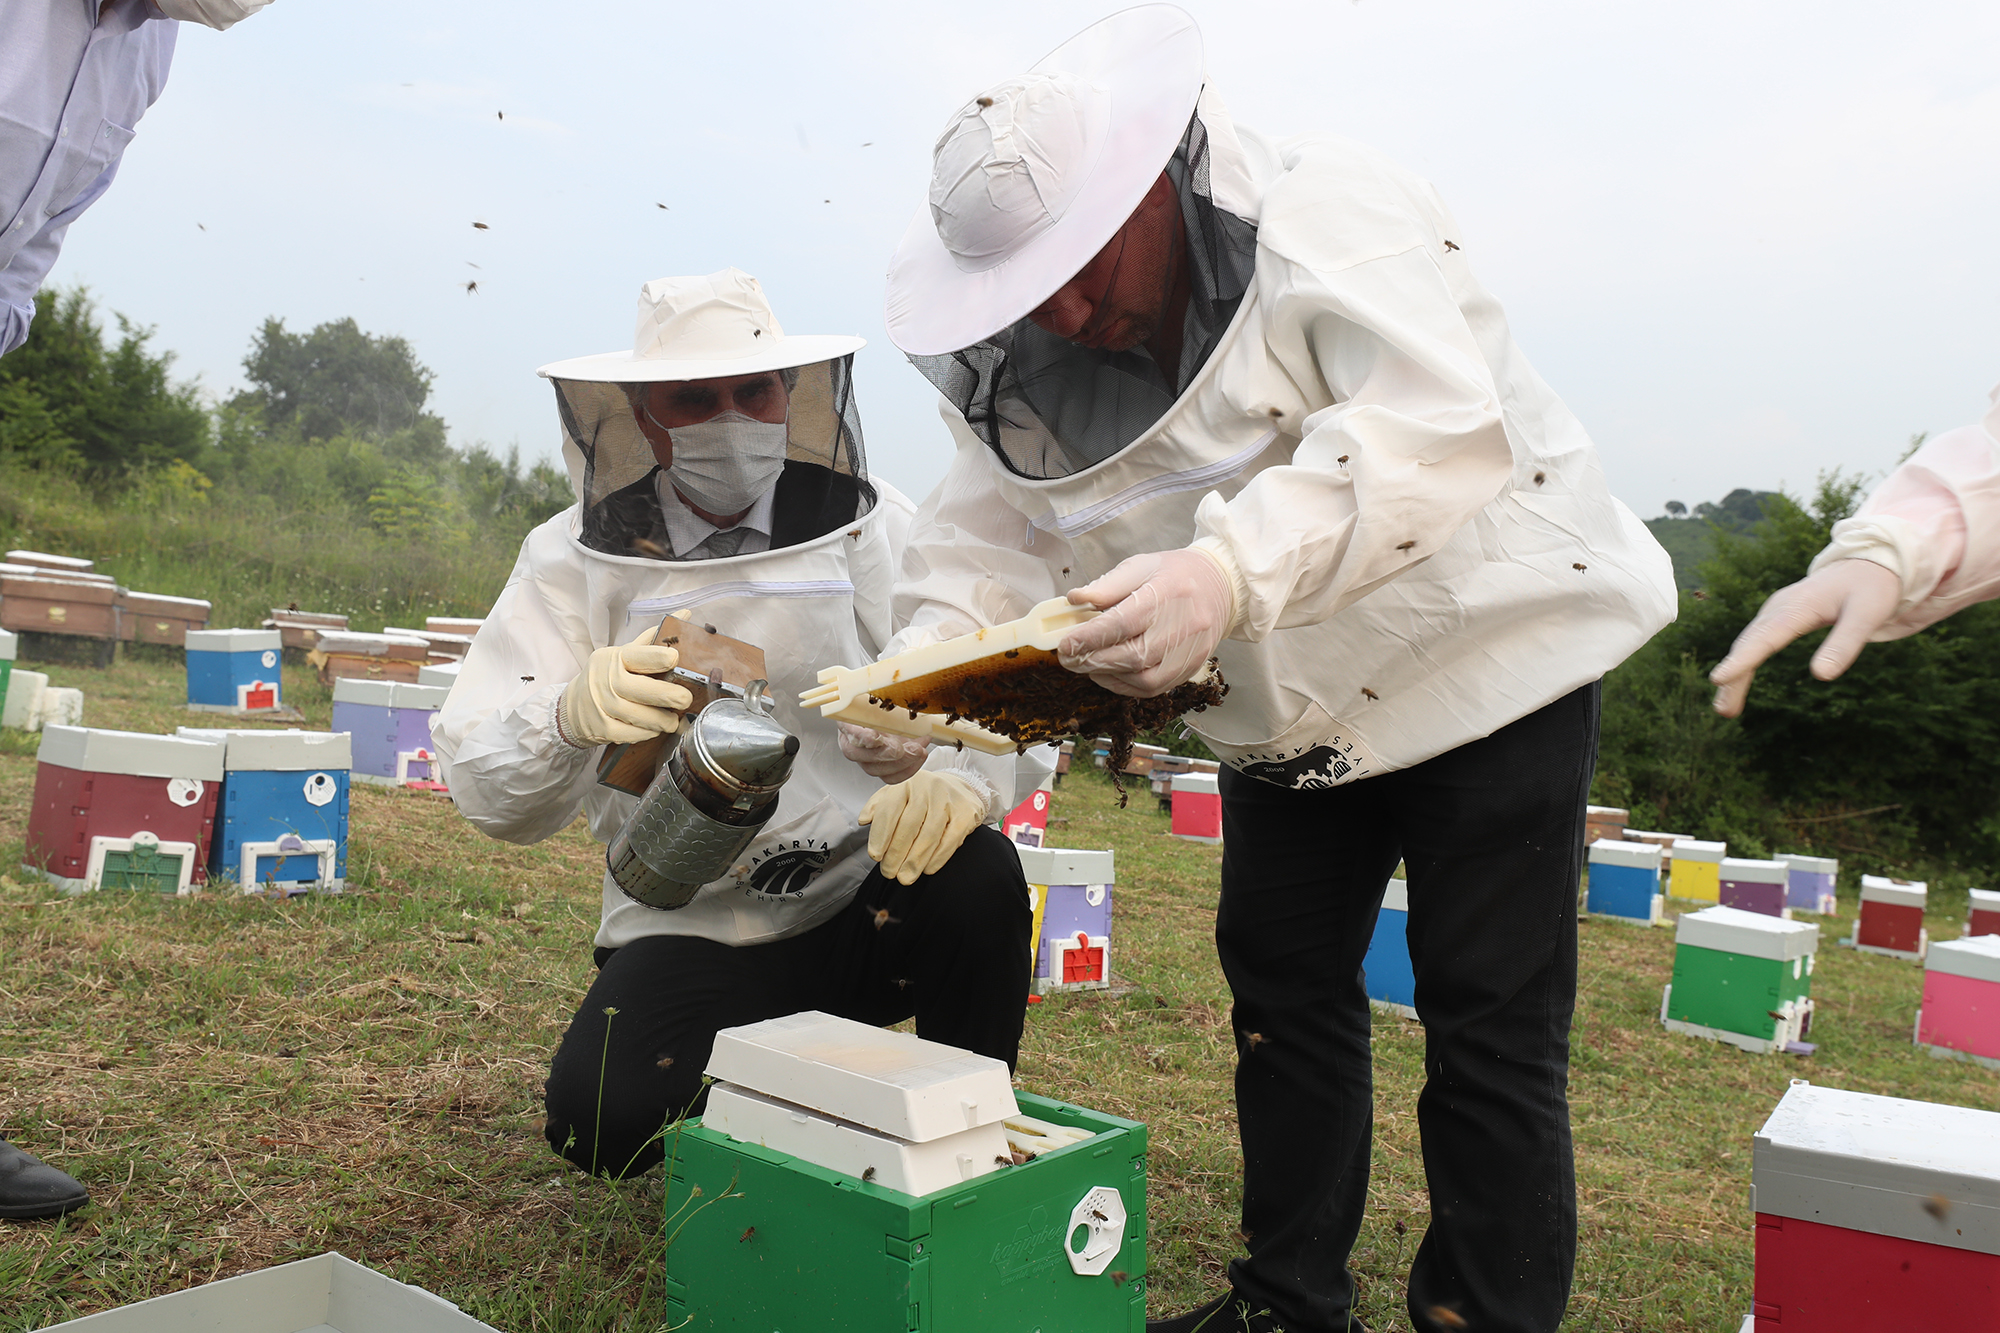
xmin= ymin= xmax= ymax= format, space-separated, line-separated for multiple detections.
xmin=1171 ymin=772 xmax=1219 ymax=795
xmin=37 ymin=725 xmax=225 ymax=781
xmin=1969 ymin=887 xmax=2000 ymax=911
xmin=1753 ymin=1080 xmax=2000 ymax=1256
xmin=1586 ymin=804 xmax=1630 ymax=820
xmin=417 ymin=661 xmax=462 ymax=687
xmin=1381 ymin=877 xmax=1409 ymax=913
xmin=427 ymin=617 xmax=484 ymax=633
xmin=1860 ymin=875 xmax=1927 ymax=907
xmin=1721 ymin=858 xmax=1790 ymax=885
xmin=1674 ymin=904 xmax=1818 ymax=961
xmin=705 ymin=1011 xmax=1018 ymax=1143
xmin=393 ymin=682 xmax=452 ymax=710
xmin=175 ymin=727 xmax=352 ymax=772
xmin=6 ymin=549 xmax=92 ymax=571
xmin=1589 ymin=838 xmax=1660 ymax=870
xmin=314 ymin=630 xmax=428 ymax=655
xmin=331 ymin=677 xmax=398 ymax=707
xmin=1670 ymin=838 xmax=1727 ymax=863
xmin=1927 ymin=934 xmax=2000 ymax=985
xmin=0 ymin=628 xmax=15 ymax=661
xmin=127 ymin=592 xmax=211 ymax=611
xmin=185 ymin=628 xmax=282 ymax=654
xmin=1780 ymin=853 xmax=1838 ymax=875
xmin=1015 ymin=846 xmax=1115 ymax=886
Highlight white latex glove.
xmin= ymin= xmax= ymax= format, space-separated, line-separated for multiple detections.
xmin=1057 ymin=547 xmax=1236 ymax=697
xmin=838 ymin=723 xmax=931 ymax=783
xmin=1710 ymin=559 xmax=1902 ymax=718
xmin=859 ymin=771 xmax=985 ymax=885
xmin=555 ymin=625 xmax=694 ymax=746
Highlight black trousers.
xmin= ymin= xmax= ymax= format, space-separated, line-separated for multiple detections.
xmin=1218 ymin=683 xmax=1599 ymax=1333
xmin=544 ymin=825 xmax=1032 ymax=1178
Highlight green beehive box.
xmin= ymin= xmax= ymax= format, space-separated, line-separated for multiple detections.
xmin=664 ymin=1091 xmax=1147 ymax=1333
xmin=0 ymin=628 xmax=15 ymax=720
xmin=1661 ymin=904 xmax=1818 ymax=1054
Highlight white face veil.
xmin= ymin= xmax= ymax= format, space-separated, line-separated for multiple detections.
xmin=551 ymin=355 xmax=872 ymax=560
xmin=907 ymin=110 xmax=1258 ymax=482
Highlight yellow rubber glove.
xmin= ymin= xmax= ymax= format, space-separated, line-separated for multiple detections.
xmin=859 ymin=770 xmax=985 ymax=885
xmin=556 ymin=625 xmax=694 ymax=746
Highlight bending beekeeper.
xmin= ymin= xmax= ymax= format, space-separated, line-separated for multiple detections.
xmin=884 ymin=9 xmax=1675 ymax=1333
xmin=1711 ymin=381 xmax=2000 ymax=714
xmin=434 ymin=270 xmax=1039 ymax=1179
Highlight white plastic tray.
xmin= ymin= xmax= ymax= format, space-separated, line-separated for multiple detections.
xmin=703 ymin=1082 xmax=1009 ymax=1196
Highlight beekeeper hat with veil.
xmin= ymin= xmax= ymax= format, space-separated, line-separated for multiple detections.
xmin=539 ymin=268 xmax=876 ymax=560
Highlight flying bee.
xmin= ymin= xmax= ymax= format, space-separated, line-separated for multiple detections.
xmin=1111 ymin=1271 xmax=1131 ymax=1287
xmin=629 ymin=536 xmax=668 ymax=558
xmin=868 ymin=907 xmax=901 ymax=931
xmin=520 ymin=675 xmax=534 ymax=682
xmin=1428 ymin=1306 xmax=1468 ymax=1330
xmin=1923 ymin=1193 xmax=1952 ymax=1220
xmin=472 ymin=221 xmax=489 ymax=230
xmin=1362 ymin=687 xmax=1379 ymax=701
xmin=656 ymin=1055 xmax=675 ymax=1069
xmin=464 ymin=281 xmax=479 ymax=294
xmin=1693 ymin=590 xmax=1709 ymax=600
xmin=1243 ymin=1031 xmax=1268 ymax=1050
xmin=1443 ymin=240 xmax=1460 ymax=251
xmin=1396 ymin=541 xmax=1416 ymax=551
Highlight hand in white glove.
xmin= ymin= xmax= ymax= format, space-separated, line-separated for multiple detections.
xmin=859 ymin=771 xmax=985 ymax=885
xmin=838 ymin=723 xmax=931 ymax=783
xmin=1710 ymin=559 xmax=1901 ymax=718
xmin=556 ymin=625 xmax=694 ymax=746
xmin=1057 ymin=547 xmax=1236 ymax=698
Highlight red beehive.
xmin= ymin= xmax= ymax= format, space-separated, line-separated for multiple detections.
xmin=24 ymin=726 xmax=224 ymax=893
xmin=1848 ymin=875 xmax=1928 ymax=961
xmin=1968 ymin=888 xmax=2000 ymax=940
xmin=1751 ymin=1079 xmax=2000 ymax=1331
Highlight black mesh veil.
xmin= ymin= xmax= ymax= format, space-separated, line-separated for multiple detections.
xmin=553 ymin=354 xmax=874 ymax=559
xmin=908 ymin=108 xmax=1259 ymax=480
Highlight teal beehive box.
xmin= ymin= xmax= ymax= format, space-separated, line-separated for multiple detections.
xmin=1662 ymin=905 xmax=1819 ymax=1055
xmin=665 ymin=1012 xmax=1147 ymax=1332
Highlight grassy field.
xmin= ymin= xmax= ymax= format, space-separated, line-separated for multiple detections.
xmin=1 ymin=650 xmax=1996 ymax=1331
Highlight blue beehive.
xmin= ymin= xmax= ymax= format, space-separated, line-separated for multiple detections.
xmin=331 ymin=679 xmax=449 ymax=786
xmin=177 ymin=728 xmax=352 ymax=893
xmin=1364 ymin=877 xmax=1416 ymax=1018
xmin=1587 ymin=837 xmax=1664 ymax=925
xmin=186 ymin=628 xmax=285 ymax=714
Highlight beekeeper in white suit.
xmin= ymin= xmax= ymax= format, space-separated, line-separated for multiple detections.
xmin=885 ymin=8 xmax=1675 ymax=1333
xmin=435 ymin=270 xmax=1039 ymax=1179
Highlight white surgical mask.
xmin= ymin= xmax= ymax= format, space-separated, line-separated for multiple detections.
xmin=153 ymin=0 xmax=273 ymax=29
xmin=663 ymin=409 xmax=788 ymax=518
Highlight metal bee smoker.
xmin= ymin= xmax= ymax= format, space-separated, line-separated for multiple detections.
xmin=606 ymin=674 xmax=799 ymax=909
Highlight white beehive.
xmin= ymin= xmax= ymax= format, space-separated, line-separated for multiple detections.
xmin=704 ymin=1011 xmax=1021 ymax=1194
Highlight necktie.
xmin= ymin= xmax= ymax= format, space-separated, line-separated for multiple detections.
xmin=701 ymin=527 xmax=751 ymax=560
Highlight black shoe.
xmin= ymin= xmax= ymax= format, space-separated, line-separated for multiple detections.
xmin=0 ymin=1138 xmax=89 ymax=1219
xmin=1148 ymin=1288 xmax=1289 ymax=1333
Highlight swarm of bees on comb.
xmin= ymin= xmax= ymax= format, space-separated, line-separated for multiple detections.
xmin=861 ymin=648 xmax=1228 ymax=807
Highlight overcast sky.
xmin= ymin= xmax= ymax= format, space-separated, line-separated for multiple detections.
xmin=44 ymin=0 xmax=2000 ymax=516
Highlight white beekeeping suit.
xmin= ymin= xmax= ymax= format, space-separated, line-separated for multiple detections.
xmin=435 ymin=270 xmax=1039 ymax=949
xmin=885 ymin=22 xmax=1676 ymax=786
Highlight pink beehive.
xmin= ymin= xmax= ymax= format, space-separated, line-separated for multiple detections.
xmin=1915 ymin=935 xmax=2000 ymax=1070
xmin=1170 ymin=771 xmax=1221 ymax=844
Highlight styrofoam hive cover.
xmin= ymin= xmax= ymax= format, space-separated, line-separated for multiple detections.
xmin=1674 ymin=904 xmax=1819 ymax=961
xmin=1753 ymin=1079 xmax=2000 ymax=1255
xmin=702 ymin=1082 xmax=1010 ymax=1196
xmin=706 ymin=1010 xmax=1018 ymax=1143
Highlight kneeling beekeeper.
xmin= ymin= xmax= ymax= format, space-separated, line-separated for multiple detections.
xmin=883 ymin=8 xmax=1675 ymax=1333
xmin=435 ymin=270 xmax=1041 ymax=1178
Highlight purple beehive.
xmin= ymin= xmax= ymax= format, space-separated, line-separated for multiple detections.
xmin=1018 ymin=847 xmax=1114 ymax=995
xmin=329 ymin=679 xmax=450 ymax=786
xmin=1781 ymin=853 xmax=1839 ymax=914
xmin=1721 ymin=858 xmax=1792 ymax=918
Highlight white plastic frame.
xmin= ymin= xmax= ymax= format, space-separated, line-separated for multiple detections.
xmin=239 ymin=836 xmax=338 ymax=894
xmin=84 ymin=831 xmax=197 ymax=896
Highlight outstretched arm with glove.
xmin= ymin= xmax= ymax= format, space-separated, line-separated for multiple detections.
xmin=554 ymin=624 xmax=694 ymax=747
